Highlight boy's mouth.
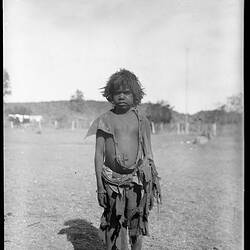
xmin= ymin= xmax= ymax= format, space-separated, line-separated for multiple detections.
xmin=117 ymin=102 xmax=128 ymax=105
xmin=117 ymin=102 xmax=130 ymax=108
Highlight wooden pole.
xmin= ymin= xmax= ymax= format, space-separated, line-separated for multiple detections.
xmin=177 ymin=123 xmax=180 ymax=134
xmin=212 ymin=123 xmax=217 ymax=137
xmin=71 ymin=120 xmax=75 ymax=130
xmin=185 ymin=47 xmax=189 ymax=134
xmin=151 ymin=122 xmax=155 ymax=134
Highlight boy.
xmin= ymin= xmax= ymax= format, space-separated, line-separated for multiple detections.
xmin=86 ymin=69 xmax=161 ymax=250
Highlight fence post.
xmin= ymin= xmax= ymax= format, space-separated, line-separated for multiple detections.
xmin=160 ymin=122 xmax=163 ymax=132
xmin=177 ymin=123 xmax=180 ymax=134
xmin=212 ymin=123 xmax=217 ymax=137
xmin=71 ymin=120 xmax=75 ymax=130
xmin=181 ymin=123 xmax=185 ymax=134
xmin=151 ymin=122 xmax=155 ymax=134
xmin=38 ymin=121 xmax=42 ymax=130
xmin=185 ymin=122 xmax=189 ymax=134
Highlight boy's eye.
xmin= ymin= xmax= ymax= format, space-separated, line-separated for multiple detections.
xmin=114 ymin=90 xmax=131 ymax=95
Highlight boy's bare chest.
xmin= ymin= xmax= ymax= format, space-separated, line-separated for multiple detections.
xmin=112 ymin=112 xmax=139 ymax=135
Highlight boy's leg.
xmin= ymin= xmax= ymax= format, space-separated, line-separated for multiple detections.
xmin=120 ymin=225 xmax=129 ymax=250
xmin=104 ymin=226 xmax=129 ymax=250
xmin=126 ymin=185 xmax=144 ymax=250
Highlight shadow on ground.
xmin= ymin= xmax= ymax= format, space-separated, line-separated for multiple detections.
xmin=58 ymin=219 xmax=106 ymax=250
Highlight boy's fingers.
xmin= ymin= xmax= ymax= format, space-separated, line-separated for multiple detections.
xmin=100 ymin=199 xmax=107 ymax=208
xmin=98 ymin=193 xmax=107 ymax=208
xmin=104 ymin=194 xmax=107 ymax=205
xmin=103 ymin=194 xmax=108 ymax=207
xmin=98 ymin=198 xmax=105 ymax=208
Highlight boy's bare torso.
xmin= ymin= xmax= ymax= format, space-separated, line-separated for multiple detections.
xmin=104 ymin=109 xmax=139 ymax=171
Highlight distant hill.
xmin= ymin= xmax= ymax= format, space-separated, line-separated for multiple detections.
xmin=5 ymin=100 xmax=110 ymax=115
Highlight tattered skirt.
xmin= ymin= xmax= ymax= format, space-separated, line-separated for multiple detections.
xmin=99 ymin=180 xmax=150 ymax=250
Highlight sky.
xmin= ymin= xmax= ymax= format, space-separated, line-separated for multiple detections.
xmin=3 ymin=0 xmax=243 ymax=114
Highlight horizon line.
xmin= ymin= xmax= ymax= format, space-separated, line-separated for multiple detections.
xmin=4 ymin=98 xmax=231 ymax=115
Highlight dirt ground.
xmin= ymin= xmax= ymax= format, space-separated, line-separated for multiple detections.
xmin=4 ymin=126 xmax=243 ymax=250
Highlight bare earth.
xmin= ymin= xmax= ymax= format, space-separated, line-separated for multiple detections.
xmin=4 ymin=127 xmax=243 ymax=250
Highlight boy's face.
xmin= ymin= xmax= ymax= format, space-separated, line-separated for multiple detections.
xmin=112 ymin=85 xmax=134 ymax=110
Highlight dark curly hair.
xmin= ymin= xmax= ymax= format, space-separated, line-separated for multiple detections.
xmin=101 ymin=69 xmax=145 ymax=106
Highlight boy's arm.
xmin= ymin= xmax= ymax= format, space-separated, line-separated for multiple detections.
xmin=94 ymin=130 xmax=105 ymax=193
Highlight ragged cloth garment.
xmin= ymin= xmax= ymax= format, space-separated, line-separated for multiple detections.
xmin=86 ymin=108 xmax=161 ymax=249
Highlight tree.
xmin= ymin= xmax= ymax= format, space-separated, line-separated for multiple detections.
xmin=71 ymin=89 xmax=84 ymax=101
xmin=225 ymin=93 xmax=243 ymax=113
xmin=70 ymin=89 xmax=85 ymax=113
xmin=3 ymin=69 xmax=11 ymax=97
xmin=146 ymin=101 xmax=173 ymax=124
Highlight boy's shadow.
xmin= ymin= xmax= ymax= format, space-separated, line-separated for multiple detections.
xmin=58 ymin=219 xmax=106 ymax=250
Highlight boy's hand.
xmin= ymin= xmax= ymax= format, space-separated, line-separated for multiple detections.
xmin=97 ymin=191 xmax=107 ymax=208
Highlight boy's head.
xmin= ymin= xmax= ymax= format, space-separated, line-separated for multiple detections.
xmin=101 ymin=69 xmax=145 ymax=106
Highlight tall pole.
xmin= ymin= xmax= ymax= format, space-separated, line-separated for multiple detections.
xmin=185 ymin=47 xmax=189 ymax=134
